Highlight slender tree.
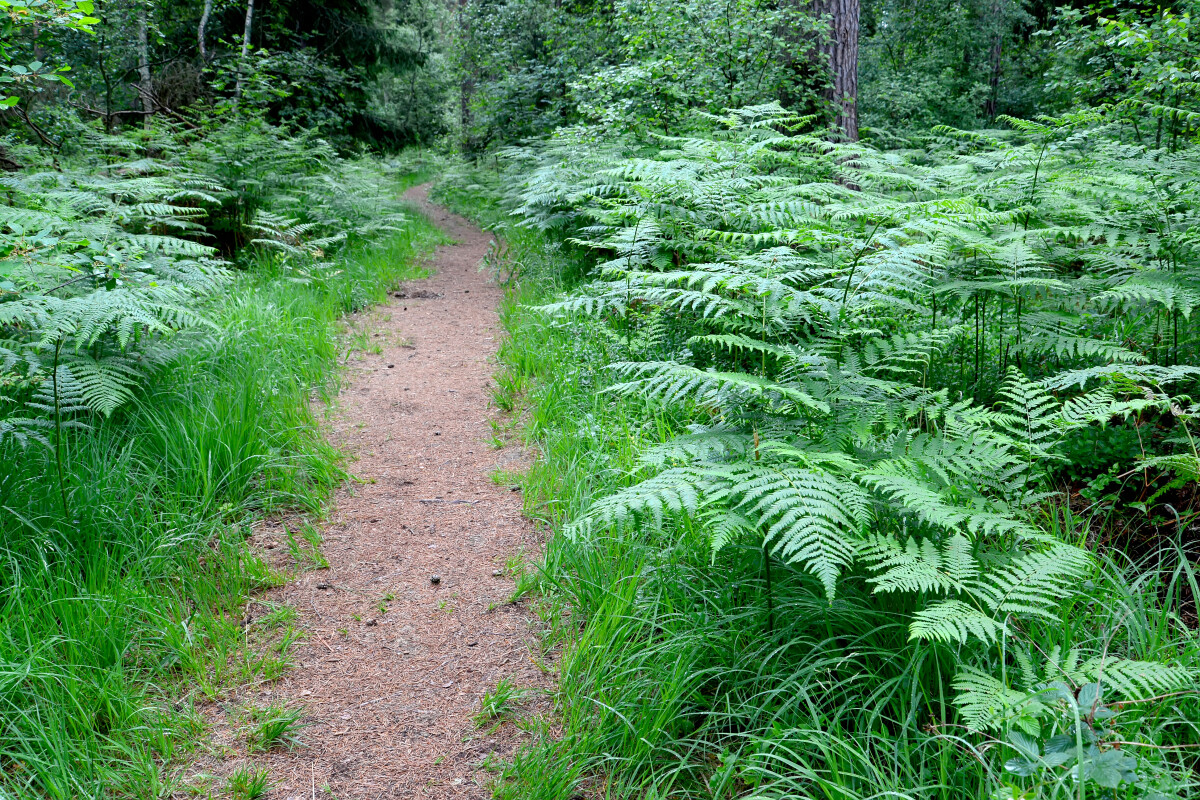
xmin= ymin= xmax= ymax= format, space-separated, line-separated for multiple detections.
xmin=136 ymin=1 xmax=154 ymax=126
xmin=234 ymin=0 xmax=256 ymax=103
xmin=984 ymin=0 xmax=1009 ymax=119
xmin=457 ymin=0 xmax=476 ymax=146
xmin=198 ymin=0 xmax=213 ymax=61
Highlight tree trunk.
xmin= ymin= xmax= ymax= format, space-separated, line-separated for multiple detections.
xmin=812 ymin=0 xmax=859 ymax=141
xmin=98 ymin=28 xmax=115 ymax=132
xmin=985 ymin=36 xmax=1002 ymax=118
xmin=198 ymin=0 xmax=213 ymax=61
xmin=984 ymin=0 xmax=1004 ymax=119
xmin=460 ymin=75 xmax=474 ymax=143
xmin=136 ymin=2 xmax=154 ymax=128
xmin=234 ymin=0 xmax=256 ymax=104
xmin=457 ymin=1 xmax=476 ymax=149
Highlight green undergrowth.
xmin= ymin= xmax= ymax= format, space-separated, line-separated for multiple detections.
xmin=0 ymin=193 xmax=442 ymax=799
xmin=434 ymin=173 xmax=1200 ymax=799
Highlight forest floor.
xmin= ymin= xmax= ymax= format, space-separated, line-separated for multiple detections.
xmin=187 ymin=185 xmax=550 ymax=799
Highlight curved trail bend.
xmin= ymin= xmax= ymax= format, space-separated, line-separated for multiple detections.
xmin=218 ymin=185 xmax=547 ymax=798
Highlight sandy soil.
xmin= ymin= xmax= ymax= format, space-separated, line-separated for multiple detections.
xmin=189 ymin=185 xmax=549 ymax=799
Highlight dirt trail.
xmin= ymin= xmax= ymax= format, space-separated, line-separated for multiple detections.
xmin=216 ymin=185 xmax=547 ymax=798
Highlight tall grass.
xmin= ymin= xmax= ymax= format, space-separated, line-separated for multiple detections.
xmin=0 ymin=204 xmax=442 ymax=798
xmin=435 ymin=177 xmax=1200 ymax=800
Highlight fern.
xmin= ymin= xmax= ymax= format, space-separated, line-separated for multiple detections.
xmin=476 ymin=106 xmax=1200 ymax=765
xmin=911 ymin=600 xmax=1009 ymax=644
xmin=952 ymin=648 xmax=1196 ymax=740
xmin=859 ymin=532 xmax=978 ymax=594
xmin=1081 ymin=657 xmax=1195 ymax=700
xmin=0 ymin=122 xmax=408 ymax=435
xmin=710 ymin=463 xmax=868 ymax=597
xmin=951 ymin=666 xmax=1046 ymax=734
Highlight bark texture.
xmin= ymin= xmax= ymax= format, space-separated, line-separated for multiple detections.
xmin=813 ymin=0 xmax=860 ymax=141
xmin=0 ymin=144 xmax=21 ymax=172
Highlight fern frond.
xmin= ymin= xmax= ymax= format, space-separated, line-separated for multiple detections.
xmin=708 ymin=463 xmax=868 ymax=597
xmin=859 ymin=465 xmax=1037 ymax=539
xmin=910 ymin=599 xmax=1007 ymax=644
xmin=860 ymin=532 xmax=977 ymax=594
xmin=567 ymin=467 xmax=708 ymax=534
xmin=607 ymin=361 xmax=830 ymax=415
xmin=952 ymin=666 xmax=1044 ymax=733
xmin=971 ymin=547 xmax=1091 ymax=622
xmin=1082 ymin=658 xmax=1195 ymax=700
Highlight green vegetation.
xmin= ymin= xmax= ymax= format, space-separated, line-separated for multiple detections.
xmin=227 ymin=764 xmax=273 ymax=800
xmin=475 ymin=678 xmax=534 ymax=727
xmin=2 ymin=7 xmax=447 ymax=796
xmin=436 ymin=101 xmax=1200 ymax=800
xmin=242 ymin=702 xmax=307 ymax=753
xmin=6 ymin=0 xmax=1200 ymax=796
xmin=0 ymin=43 xmax=440 ymax=792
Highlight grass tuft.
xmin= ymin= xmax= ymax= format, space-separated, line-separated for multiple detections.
xmin=475 ymin=678 xmax=533 ymax=727
xmin=243 ymin=703 xmax=307 ymax=753
xmin=228 ymin=765 xmax=273 ymax=800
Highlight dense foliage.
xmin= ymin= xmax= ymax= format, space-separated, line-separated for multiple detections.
xmin=452 ymin=0 xmax=1160 ymax=147
xmin=2 ymin=0 xmax=451 ymax=151
xmin=437 ymin=101 xmax=1200 ymax=797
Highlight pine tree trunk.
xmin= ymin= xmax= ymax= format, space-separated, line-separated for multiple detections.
xmin=136 ymin=2 xmax=154 ymax=128
xmin=234 ymin=0 xmax=256 ymax=104
xmin=198 ymin=0 xmax=213 ymax=61
xmin=812 ymin=0 xmax=860 ymax=141
xmin=460 ymin=75 xmax=474 ymax=143
xmin=985 ymin=36 xmax=1002 ymax=118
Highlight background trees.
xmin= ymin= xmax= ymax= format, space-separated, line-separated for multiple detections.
xmin=1 ymin=0 xmax=453 ymax=150
xmin=6 ymin=0 xmax=1195 ymax=153
xmin=449 ymin=0 xmax=1140 ymax=147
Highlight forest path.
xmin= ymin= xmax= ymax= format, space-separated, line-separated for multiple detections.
xmin=202 ymin=185 xmax=547 ymax=799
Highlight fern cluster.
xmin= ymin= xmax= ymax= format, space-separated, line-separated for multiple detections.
xmin=0 ymin=122 xmax=411 ymax=441
xmin=486 ymin=106 xmax=1200 ymax=793
xmin=0 ymin=159 xmax=228 ymax=438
